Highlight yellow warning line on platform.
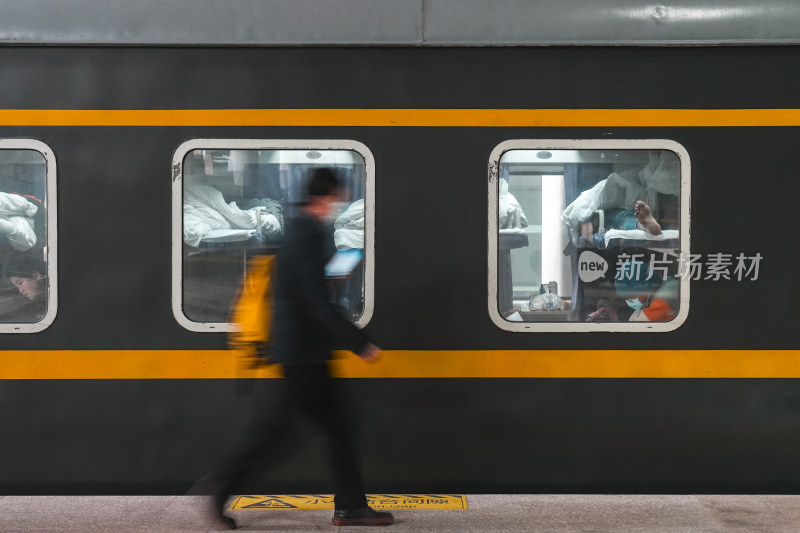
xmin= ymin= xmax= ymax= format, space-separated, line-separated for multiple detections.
xmin=230 ymin=494 xmax=468 ymax=511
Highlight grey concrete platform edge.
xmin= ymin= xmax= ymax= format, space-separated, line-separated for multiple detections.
xmin=0 ymin=494 xmax=798 ymax=532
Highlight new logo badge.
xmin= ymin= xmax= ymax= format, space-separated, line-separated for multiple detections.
xmin=578 ymin=251 xmax=608 ymax=283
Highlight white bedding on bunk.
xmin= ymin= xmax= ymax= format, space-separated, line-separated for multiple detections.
xmin=0 ymin=192 xmax=38 ymax=251
xmin=499 ymin=179 xmax=528 ymax=229
xmin=603 ymin=228 xmax=679 ymax=247
xmin=333 ymin=199 xmax=364 ymax=250
xmin=198 ymin=229 xmax=258 ymax=243
xmin=183 ymin=183 xmax=280 ymax=247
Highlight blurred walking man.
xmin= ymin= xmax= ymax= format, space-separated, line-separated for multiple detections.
xmin=209 ymin=167 xmax=393 ymax=529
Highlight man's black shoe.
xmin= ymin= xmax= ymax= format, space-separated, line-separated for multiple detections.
xmin=211 ymin=489 xmax=238 ymax=529
xmin=332 ymin=506 xmax=395 ymax=526
xmin=190 ymin=472 xmax=239 ymax=530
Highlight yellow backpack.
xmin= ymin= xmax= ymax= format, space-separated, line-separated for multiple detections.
xmin=228 ymin=254 xmax=276 ymax=367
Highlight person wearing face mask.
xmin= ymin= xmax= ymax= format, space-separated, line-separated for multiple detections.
xmin=614 ymin=259 xmax=675 ymax=322
xmin=204 ymin=167 xmax=392 ymax=529
xmin=322 ymin=198 xmax=348 ymax=225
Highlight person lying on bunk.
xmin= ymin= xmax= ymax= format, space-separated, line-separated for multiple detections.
xmin=2 ymin=254 xmax=47 ymax=322
xmin=575 ymin=200 xmax=661 ymax=248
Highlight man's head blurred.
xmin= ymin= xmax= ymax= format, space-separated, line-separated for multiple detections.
xmin=305 ymin=168 xmax=347 ymax=222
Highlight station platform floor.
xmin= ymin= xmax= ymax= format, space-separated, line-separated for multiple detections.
xmin=0 ymin=494 xmax=798 ymax=532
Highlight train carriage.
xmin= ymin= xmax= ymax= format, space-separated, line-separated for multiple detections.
xmin=0 ymin=0 xmax=799 ymax=495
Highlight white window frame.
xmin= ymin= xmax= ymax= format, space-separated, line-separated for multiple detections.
xmin=488 ymin=139 xmax=690 ymax=333
xmin=0 ymin=139 xmax=57 ymax=333
xmin=172 ymin=139 xmax=375 ymax=333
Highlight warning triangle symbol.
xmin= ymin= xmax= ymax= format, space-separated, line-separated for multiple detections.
xmin=242 ymin=497 xmax=298 ymax=509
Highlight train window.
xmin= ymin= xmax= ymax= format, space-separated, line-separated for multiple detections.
xmin=489 ymin=140 xmax=689 ymax=332
xmin=0 ymin=140 xmax=57 ymax=333
xmin=172 ymin=140 xmax=374 ymax=332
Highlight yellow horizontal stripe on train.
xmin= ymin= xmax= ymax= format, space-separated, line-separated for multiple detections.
xmin=3 ymin=108 xmax=800 ymax=127
xmin=0 ymin=350 xmax=799 ymax=379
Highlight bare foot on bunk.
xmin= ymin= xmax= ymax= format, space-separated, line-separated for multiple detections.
xmin=634 ymin=201 xmax=661 ymax=235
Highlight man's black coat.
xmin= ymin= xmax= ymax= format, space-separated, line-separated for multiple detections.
xmin=271 ymin=210 xmax=370 ymax=365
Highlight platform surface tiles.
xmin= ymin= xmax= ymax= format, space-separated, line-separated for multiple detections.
xmin=0 ymin=494 xmax=799 ymax=532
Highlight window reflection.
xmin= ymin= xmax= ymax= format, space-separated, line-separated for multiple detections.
xmin=181 ymin=148 xmax=366 ymax=324
xmin=0 ymin=149 xmax=48 ymax=324
xmin=497 ymin=148 xmax=681 ymax=324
